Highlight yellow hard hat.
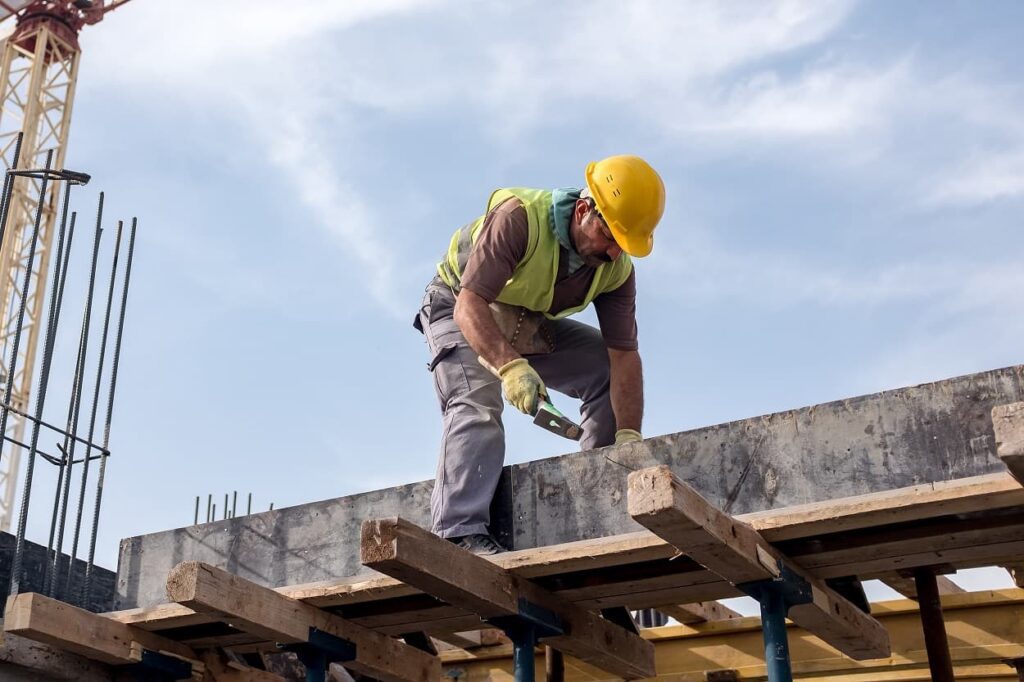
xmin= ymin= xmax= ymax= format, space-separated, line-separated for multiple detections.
xmin=585 ymin=155 xmax=665 ymax=257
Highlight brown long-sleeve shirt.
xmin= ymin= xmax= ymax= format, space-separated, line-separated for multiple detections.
xmin=459 ymin=198 xmax=639 ymax=351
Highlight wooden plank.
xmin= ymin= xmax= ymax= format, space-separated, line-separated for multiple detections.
xmin=627 ymin=465 xmax=891 ymax=660
xmin=165 ymin=562 xmax=439 ymax=682
xmin=881 ymin=574 xmax=965 ymax=600
xmin=792 ymin=519 xmax=1024 ymax=575
xmin=360 ymin=517 xmax=655 ymax=679
xmin=3 ymin=593 xmax=197 ymax=667
xmin=656 ymin=601 xmax=742 ymax=624
xmin=994 ymin=403 xmax=1024 ymax=484
xmin=746 ymin=472 xmax=1024 ymax=541
xmin=0 ymin=628 xmax=115 ymax=681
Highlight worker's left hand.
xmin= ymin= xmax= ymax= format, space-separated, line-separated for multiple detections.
xmin=614 ymin=429 xmax=642 ymax=445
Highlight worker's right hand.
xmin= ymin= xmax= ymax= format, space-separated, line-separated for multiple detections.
xmin=497 ymin=358 xmax=546 ymax=416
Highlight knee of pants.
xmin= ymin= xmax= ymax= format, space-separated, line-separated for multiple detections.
xmin=447 ymin=381 xmax=505 ymax=438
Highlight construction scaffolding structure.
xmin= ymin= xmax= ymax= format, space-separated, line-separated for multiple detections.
xmin=0 ymin=365 xmax=1022 ymax=681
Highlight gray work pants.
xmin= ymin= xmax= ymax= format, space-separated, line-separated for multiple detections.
xmin=415 ymin=281 xmax=616 ymax=539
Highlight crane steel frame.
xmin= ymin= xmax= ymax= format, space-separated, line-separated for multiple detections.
xmin=0 ymin=20 xmax=79 ymax=532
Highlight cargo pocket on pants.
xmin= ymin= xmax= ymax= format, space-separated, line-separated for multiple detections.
xmin=428 ymin=343 xmax=458 ymax=372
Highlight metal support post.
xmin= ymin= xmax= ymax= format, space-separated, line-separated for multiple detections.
xmin=280 ymin=627 xmax=357 ymax=682
xmin=913 ymin=567 xmax=955 ymax=682
xmin=489 ymin=598 xmax=565 ymax=682
xmin=738 ymin=564 xmax=815 ymax=682
xmin=759 ymin=584 xmax=794 ymax=682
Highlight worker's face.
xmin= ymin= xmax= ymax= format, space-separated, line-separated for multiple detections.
xmin=571 ymin=200 xmax=623 ymax=268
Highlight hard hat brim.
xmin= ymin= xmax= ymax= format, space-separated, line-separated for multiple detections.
xmin=610 ymin=224 xmax=653 ymax=257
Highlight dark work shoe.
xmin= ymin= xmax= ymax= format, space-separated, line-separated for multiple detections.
xmin=449 ymin=533 xmax=506 ymax=555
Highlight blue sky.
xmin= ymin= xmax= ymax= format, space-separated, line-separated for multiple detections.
xmin=9 ymin=1 xmax=1022 ymax=603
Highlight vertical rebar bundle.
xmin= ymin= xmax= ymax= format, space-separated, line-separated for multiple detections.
xmin=0 ymin=135 xmax=138 ymax=609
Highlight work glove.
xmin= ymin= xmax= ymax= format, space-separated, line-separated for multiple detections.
xmin=614 ymin=429 xmax=642 ymax=445
xmin=496 ymin=358 xmax=547 ymax=416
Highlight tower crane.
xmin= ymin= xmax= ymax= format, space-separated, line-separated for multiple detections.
xmin=0 ymin=0 xmax=132 ymax=531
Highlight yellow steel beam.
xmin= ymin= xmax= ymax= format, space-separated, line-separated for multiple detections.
xmin=441 ymin=589 xmax=1024 ymax=681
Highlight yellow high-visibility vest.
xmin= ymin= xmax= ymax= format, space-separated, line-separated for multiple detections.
xmin=437 ymin=187 xmax=633 ymax=319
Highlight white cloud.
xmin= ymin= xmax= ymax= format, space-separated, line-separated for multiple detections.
xmin=475 ymin=1 xmax=859 ymax=136
xmin=902 ymin=75 xmax=1024 ymax=207
xmin=655 ymin=225 xmax=1024 ymax=314
xmin=923 ymin=150 xmax=1024 ymax=206
xmin=78 ymin=0 xmax=1024 ymax=314
xmin=256 ymin=107 xmax=405 ymax=316
xmin=677 ymin=62 xmax=909 ymax=138
xmin=78 ymin=0 xmax=870 ymax=313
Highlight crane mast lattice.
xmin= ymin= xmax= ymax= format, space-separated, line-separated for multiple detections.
xmin=0 ymin=0 xmax=130 ymax=532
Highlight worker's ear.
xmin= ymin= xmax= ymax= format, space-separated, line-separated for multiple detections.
xmin=573 ymin=199 xmax=590 ymax=222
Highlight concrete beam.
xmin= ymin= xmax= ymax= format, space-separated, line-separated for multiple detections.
xmin=116 ymin=364 xmax=1024 ymax=609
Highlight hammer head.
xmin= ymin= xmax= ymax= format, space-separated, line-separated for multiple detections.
xmin=534 ymin=401 xmax=582 ymax=440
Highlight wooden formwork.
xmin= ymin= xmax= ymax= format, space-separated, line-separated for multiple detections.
xmin=3 ymin=405 xmax=1024 ymax=680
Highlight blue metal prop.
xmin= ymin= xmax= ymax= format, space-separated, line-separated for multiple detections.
xmin=120 ymin=648 xmax=192 ymax=682
xmin=280 ymin=627 xmax=357 ymax=682
xmin=489 ymin=597 xmax=565 ymax=682
xmin=737 ymin=563 xmax=814 ymax=682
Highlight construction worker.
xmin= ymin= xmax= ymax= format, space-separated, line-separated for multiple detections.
xmin=414 ymin=155 xmax=665 ymax=555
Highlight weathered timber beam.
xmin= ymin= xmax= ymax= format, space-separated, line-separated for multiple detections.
xmin=0 ymin=629 xmax=116 ymax=681
xmin=360 ymin=517 xmax=655 ymax=680
xmin=881 ymin=573 xmax=964 ymax=600
xmin=995 ymin=403 xmax=1024 ymax=484
xmin=165 ymin=562 xmax=439 ymax=682
xmin=3 ymin=592 xmax=197 ymax=668
xmin=627 ymin=465 xmax=891 ymax=660
xmin=657 ymin=601 xmax=742 ymax=625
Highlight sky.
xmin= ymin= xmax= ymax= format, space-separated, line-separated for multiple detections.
xmin=4 ymin=0 xmax=1022 ymax=609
